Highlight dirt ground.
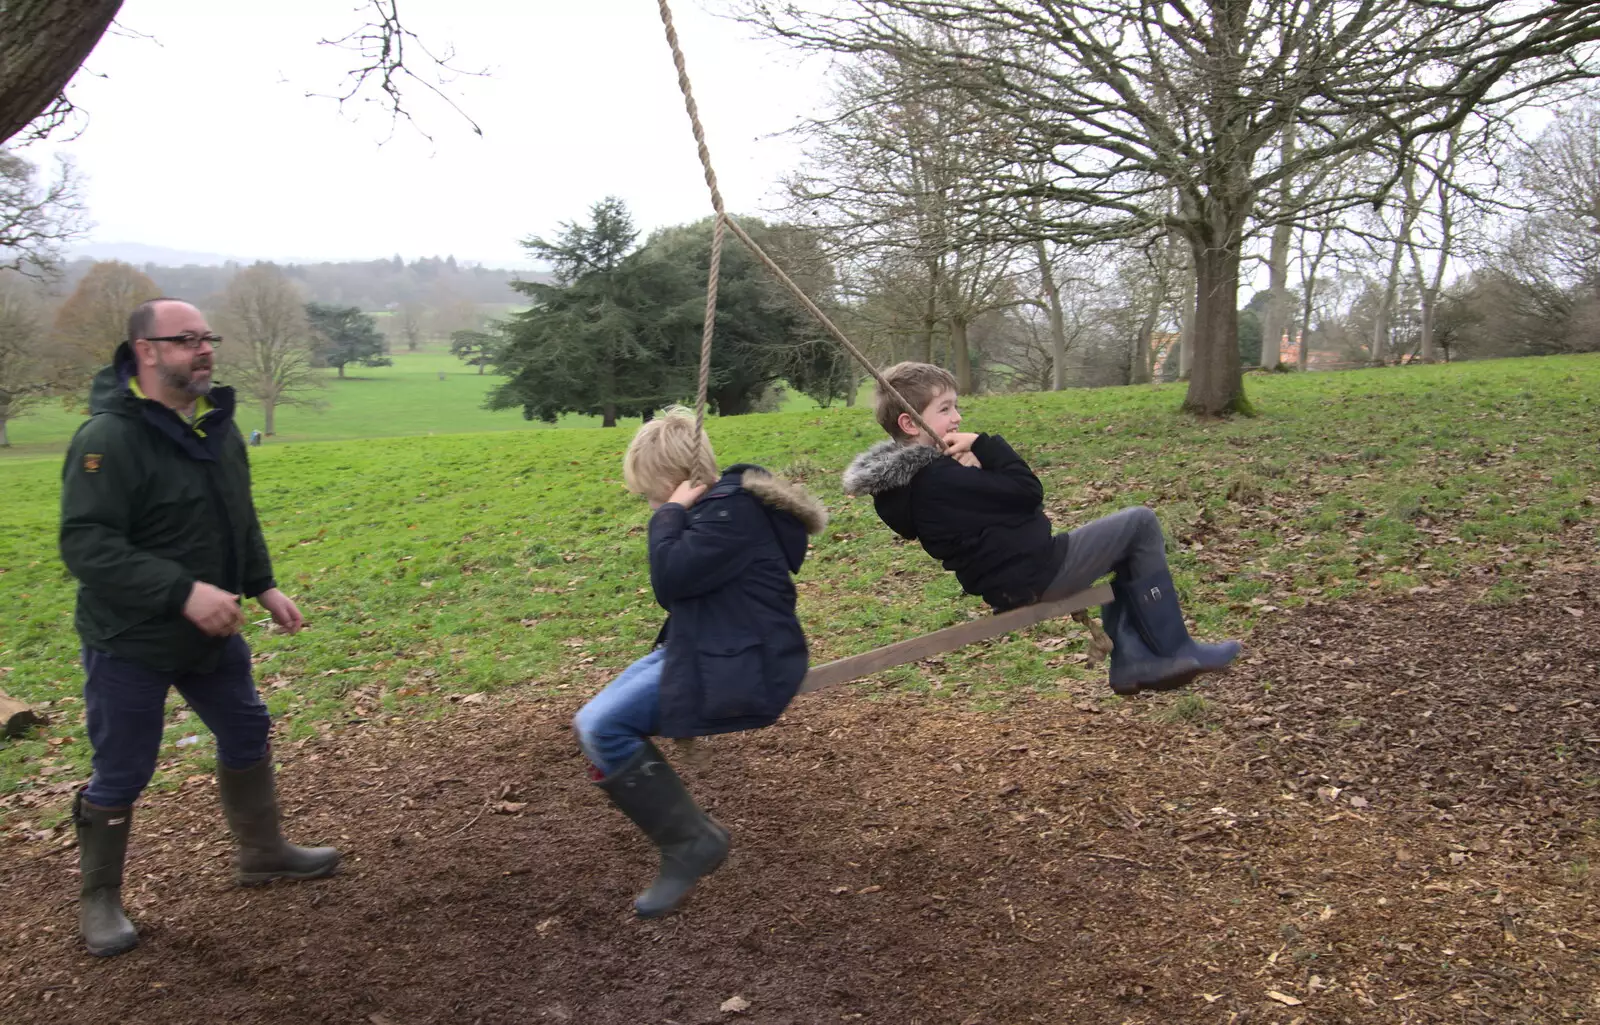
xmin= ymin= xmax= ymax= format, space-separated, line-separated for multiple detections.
xmin=3 ymin=569 xmax=1597 ymax=1025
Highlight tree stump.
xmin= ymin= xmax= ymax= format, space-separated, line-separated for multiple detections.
xmin=0 ymin=690 xmax=44 ymax=738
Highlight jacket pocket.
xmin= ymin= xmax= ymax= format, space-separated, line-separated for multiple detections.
xmin=696 ymin=641 xmax=776 ymax=721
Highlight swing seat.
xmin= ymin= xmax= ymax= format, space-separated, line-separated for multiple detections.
xmin=798 ymin=585 xmax=1113 ymax=694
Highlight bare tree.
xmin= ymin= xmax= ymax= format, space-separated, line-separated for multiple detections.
xmin=785 ymin=38 xmax=1027 ymax=392
xmin=744 ymin=0 xmax=1600 ymax=414
xmin=0 ymin=276 xmax=51 ymax=446
xmin=0 ymin=1 xmax=475 ymax=146
xmin=0 ymin=150 xmax=85 ymax=278
xmin=50 ymin=260 xmax=161 ymax=404
xmin=215 ymin=264 xmax=322 ymax=435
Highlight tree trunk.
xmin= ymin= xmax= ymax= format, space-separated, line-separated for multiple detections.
xmin=1132 ymin=304 xmax=1157 ymax=386
xmin=263 ymin=400 xmax=277 ymax=436
xmin=1036 ymin=241 xmax=1068 ymax=390
xmin=1419 ymin=287 xmax=1437 ymax=364
xmin=950 ymin=316 xmax=972 ymax=394
xmin=1263 ymin=221 xmax=1293 ymax=370
xmin=1262 ymin=124 xmax=1297 ymax=371
xmin=0 ymin=1 xmax=122 ymax=145
xmin=477 ymin=362 xmax=485 ymax=375
xmin=337 ymin=363 xmax=346 ymax=379
xmin=1183 ymin=235 xmax=1247 ymax=415
xmin=601 ymin=403 xmax=617 ymax=428
xmin=844 ymin=365 xmax=859 ymax=407
xmin=1177 ymin=271 xmax=1196 ymax=380
xmin=0 ymin=415 xmax=9 ymax=448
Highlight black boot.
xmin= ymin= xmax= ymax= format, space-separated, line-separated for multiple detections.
xmin=1105 ymin=569 xmax=1240 ymax=694
xmin=73 ymin=791 xmax=138 ymax=957
xmin=217 ymin=757 xmax=341 ymax=886
xmin=597 ymin=740 xmax=730 ymax=918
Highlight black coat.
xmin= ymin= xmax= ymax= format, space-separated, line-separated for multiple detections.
xmin=59 ymin=344 xmax=276 ymax=673
xmin=650 ymin=464 xmax=828 ymax=738
xmin=842 ymin=434 xmax=1066 ymax=611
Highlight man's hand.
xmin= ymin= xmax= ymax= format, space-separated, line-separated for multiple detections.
xmin=943 ymin=431 xmax=980 ymax=456
xmin=184 ymin=581 xmax=245 ymax=637
xmin=258 ymin=587 xmax=305 ymax=635
xmin=666 ymin=480 xmax=710 ymax=509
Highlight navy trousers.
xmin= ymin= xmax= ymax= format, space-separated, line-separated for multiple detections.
xmin=82 ymin=634 xmax=271 ymax=807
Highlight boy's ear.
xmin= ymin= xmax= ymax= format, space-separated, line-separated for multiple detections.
xmin=897 ymin=411 xmax=919 ymax=437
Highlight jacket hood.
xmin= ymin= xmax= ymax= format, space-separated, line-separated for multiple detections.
xmin=721 ymin=464 xmax=827 ymax=574
xmin=87 ymin=342 xmax=142 ymax=416
xmin=841 ymin=439 xmax=942 ymax=497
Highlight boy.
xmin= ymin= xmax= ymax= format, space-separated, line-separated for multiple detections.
xmin=842 ymin=362 xmax=1238 ymax=695
xmin=575 ymin=408 xmax=827 ymax=917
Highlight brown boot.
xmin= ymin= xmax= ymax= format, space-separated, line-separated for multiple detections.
xmin=217 ymin=757 xmax=341 ymax=885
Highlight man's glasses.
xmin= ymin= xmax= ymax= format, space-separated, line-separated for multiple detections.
xmin=145 ymin=333 xmax=223 ymax=349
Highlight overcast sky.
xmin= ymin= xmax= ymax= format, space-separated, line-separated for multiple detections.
xmin=34 ymin=0 xmax=830 ymax=268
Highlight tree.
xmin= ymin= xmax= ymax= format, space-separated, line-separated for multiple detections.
xmin=395 ymin=300 xmax=427 ymax=351
xmin=1 ymin=1 xmax=475 ymax=146
xmin=51 ymin=260 xmax=161 ymax=404
xmin=215 ymin=264 xmax=321 ymax=435
xmin=491 ymin=199 xmax=656 ymax=427
xmin=305 ymin=302 xmax=390 ymax=378
xmin=449 ymin=328 xmax=496 ymax=375
xmin=0 ymin=277 xmax=50 ymax=447
xmin=0 ymin=150 xmax=84 ymax=277
xmin=746 ymin=0 xmax=1600 ymax=414
xmin=491 ymin=205 xmax=829 ymax=425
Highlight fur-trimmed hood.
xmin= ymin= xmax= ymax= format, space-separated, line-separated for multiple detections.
xmin=841 ymin=440 xmax=942 ymax=497
xmin=737 ymin=467 xmax=828 ymax=535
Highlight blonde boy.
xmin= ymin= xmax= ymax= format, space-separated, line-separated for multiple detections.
xmin=574 ymin=409 xmax=825 ymax=917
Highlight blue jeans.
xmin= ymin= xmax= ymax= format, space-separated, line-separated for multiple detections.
xmin=82 ymin=635 xmax=271 ymax=807
xmin=573 ymin=647 xmax=664 ymax=777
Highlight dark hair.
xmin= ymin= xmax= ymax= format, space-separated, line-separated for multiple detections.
xmin=126 ymin=298 xmax=189 ymax=343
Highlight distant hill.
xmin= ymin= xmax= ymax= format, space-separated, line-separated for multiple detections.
xmin=57 ymin=252 xmax=556 ymax=311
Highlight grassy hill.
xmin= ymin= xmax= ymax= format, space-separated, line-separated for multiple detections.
xmin=2 ymin=354 xmax=1597 ymax=807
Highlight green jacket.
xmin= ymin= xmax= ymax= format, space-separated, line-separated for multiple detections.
xmin=59 ymin=344 xmax=276 ymax=673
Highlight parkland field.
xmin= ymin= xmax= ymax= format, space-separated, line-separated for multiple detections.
xmin=2 ymin=354 xmax=1597 ymax=1024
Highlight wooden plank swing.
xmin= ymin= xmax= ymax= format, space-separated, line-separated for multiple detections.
xmin=654 ymin=0 xmax=1115 ymax=693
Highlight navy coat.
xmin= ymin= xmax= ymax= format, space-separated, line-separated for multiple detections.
xmin=649 ymin=464 xmax=827 ymax=738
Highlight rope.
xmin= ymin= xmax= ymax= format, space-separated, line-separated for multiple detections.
xmin=653 ymin=0 xmax=938 ymax=444
xmin=655 ymin=0 xmax=723 ymax=433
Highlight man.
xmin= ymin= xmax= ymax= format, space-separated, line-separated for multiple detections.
xmin=59 ymin=299 xmax=339 ymax=958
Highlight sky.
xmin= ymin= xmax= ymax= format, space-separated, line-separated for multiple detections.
xmin=30 ymin=0 xmax=833 ymax=269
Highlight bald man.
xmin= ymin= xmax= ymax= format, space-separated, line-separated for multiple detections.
xmin=59 ymin=299 xmax=339 ymax=957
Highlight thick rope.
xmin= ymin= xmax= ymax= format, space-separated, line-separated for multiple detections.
xmin=653 ymin=0 xmax=1109 ymax=654
xmin=653 ymin=0 xmax=937 ymax=443
xmin=655 ymin=0 xmax=723 ymax=432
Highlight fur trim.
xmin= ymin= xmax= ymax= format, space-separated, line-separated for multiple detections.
xmin=841 ymin=440 xmax=941 ymax=496
xmin=740 ymin=469 xmax=828 ymax=535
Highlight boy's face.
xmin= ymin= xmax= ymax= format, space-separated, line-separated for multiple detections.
xmin=907 ymin=387 xmax=961 ymax=445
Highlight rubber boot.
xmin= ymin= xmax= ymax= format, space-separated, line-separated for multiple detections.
xmin=597 ymin=740 xmax=730 ymax=919
xmin=217 ymin=756 xmax=341 ymax=886
xmin=73 ymin=791 xmax=139 ymax=957
xmin=1113 ymin=569 xmax=1240 ymax=692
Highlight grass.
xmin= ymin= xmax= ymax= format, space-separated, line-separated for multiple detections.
xmin=2 ymin=354 xmax=1598 ymax=811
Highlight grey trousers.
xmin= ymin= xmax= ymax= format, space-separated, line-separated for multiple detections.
xmin=1040 ymin=506 xmax=1168 ymax=600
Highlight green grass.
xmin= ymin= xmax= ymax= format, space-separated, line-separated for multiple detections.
xmin=0 ymin=348 xmax=864 ymax=462
xmin=2 ymin=354 xmax=1598 ymax=813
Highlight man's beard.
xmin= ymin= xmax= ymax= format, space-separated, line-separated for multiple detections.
xmin=158 ymin=357 xmax=213 ymax=398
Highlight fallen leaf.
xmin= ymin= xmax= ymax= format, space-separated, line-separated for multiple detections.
xmin=461 ymin=693 xmax=488 ymax=705
xmin=720 ymin=995 xmax=751 ymax=1014
xmin=492 ymin=801 xmax=528 ymax=814
xmin=1266 ymin=991 xmax=1304 ymax=1006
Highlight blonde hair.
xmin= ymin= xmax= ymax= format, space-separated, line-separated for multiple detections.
xmin=623 ymin=406 xmax=719 ymax=500
xmin=874 ymin=362 xmax=958 ymax=440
